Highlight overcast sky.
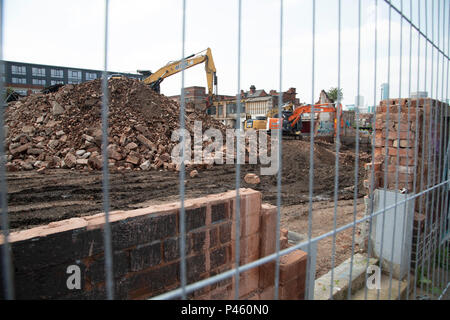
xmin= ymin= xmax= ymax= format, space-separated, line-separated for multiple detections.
xmin=3 ymin=0 xmax=449 ymax=106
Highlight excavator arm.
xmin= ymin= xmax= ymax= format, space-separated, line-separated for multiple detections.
xmin=287 ymin=103 xmax=343 ymax=138
xmin=142 ymin=48 xmax=217 ymax=106
xmin=287 ymin=104 xmax=339 ymax=127
xmin=266 ymin=103 xmax=343 ymax=139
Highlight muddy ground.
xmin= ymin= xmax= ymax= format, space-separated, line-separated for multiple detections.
xmin=6 ymin=140 xmax=368 ymax=229
xmin=282 ymin=199 xmax=365 ymax=278
xmin=5 ymin=139 xmax=370 ymax=278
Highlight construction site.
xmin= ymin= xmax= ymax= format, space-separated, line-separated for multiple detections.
xmin=1 ymin=72 xmax=372 ymax=297
xmin=0 ymin=0 xmax=449 ymax=304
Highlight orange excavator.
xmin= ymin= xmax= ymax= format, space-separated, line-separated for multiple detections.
xmin=266 ymin=103 xmax=343 ymax=139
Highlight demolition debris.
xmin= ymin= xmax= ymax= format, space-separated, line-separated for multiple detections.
xmin=5 ymin=78 xmax=228 ymax=172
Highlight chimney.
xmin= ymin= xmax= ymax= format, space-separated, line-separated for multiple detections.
xmin=250 ymin=85 xmax=256 ymax=94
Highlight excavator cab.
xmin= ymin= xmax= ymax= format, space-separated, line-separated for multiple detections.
xmin=281 ymin=111 xmax=302 ymax=134
xmin=138 ymin=70 xmax=163 ymax=93
xmin=267 ymin=110 xmax=302 ymax=139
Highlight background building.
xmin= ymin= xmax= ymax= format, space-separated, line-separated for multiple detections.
xmin=170 ymin=85 xmax=300 ymax=128
xmin=355 ymin=95 xmax=364 ymax=108
xmin=316 ymin=89 xmax=334 ymax=104
xmin=345 ymin=104 xmax=355 ymax=111
xmin=381 ymin=83 xmax=389 ymax=100
xmin=169 ymin=86 xmax=235 ymax=111
xmin=410 ymin=91 xmax=428 ymax=98
xmin=1 ymin=60 xmax=142 ymax=96
xmin=219 ymin=86 xmax=299 ymax=127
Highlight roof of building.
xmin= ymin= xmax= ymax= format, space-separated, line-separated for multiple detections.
xmin=246 ymin=89 xmax=267 ymax=98
xmin=2 ymin=60 xmax=141 ymax=77
xmin=245 ymin=95 xmax=274 ymax=102
xmin=321 ymin=89 xmax=334 ymax=103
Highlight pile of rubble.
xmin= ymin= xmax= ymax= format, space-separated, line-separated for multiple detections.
xmin=5 ymin=78 xmax=228 ymax=172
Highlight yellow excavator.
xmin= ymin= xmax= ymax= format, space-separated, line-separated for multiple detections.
xmin=139 ymin=48 xmax=217 ymax=107
xmin=244 ymin=102 xmax=294 ymax=132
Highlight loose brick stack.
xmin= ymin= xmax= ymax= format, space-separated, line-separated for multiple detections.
xmin=363 ymin=97 xmax=449 ymax=266
xmin=0 ymin=188 xmax=307 ymax=300
xmin=257 ymin=205 xmax=307 ymax=300
xmin=365 ymin=98 xmax=449 ymax=193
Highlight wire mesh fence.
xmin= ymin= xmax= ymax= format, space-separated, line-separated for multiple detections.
xmin=0 ymin=0 xmax=449 ymax=300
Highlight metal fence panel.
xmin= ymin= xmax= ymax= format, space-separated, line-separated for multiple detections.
xmin=0 ymin=0 xmax=449 ymax=301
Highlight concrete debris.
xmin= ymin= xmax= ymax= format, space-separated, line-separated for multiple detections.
xmin=244 ymin=173 xmax=260 ymax=184
xmin=139 ymin=159 xmax=151 ymax=171
xmin=189 ymin=169 xmax=198 ymax=178
xmin=51 ymin=101 xmax=65 ymax=115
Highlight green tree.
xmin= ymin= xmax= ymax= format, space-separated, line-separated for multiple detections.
xmin=4 ymin=88 xmax=15 ymax=101
xmin=327 ymin=87 xmax=343 ymax=102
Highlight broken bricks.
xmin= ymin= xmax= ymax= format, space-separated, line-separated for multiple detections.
xmin=4 ymin=78 xmax=228 ymax=172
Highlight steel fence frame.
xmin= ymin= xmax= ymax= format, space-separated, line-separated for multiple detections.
xmin=0 ymin=0 xmax=449 ymax=301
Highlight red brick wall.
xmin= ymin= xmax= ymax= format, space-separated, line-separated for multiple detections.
xmin=0 ymin=188 xmax=307 ymax=300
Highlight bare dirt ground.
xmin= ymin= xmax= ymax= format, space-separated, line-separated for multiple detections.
xmin=281 ymin=199 xmax=365 ymax=278
xmin=5 ymin=139 xmax=370 ymax=278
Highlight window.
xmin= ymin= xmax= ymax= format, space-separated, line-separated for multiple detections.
xmin=85 ymin=72 xmax=97 ymax=80
xmin=15 ymin=89 xmax=28 ymax=96
xmin=226 ymin=103 xmax=237 ymax=114
xmin=51 ymin=69 xmax=64 ymax=78
xmin=32 ymin=67 xmax=46 ymax=77
xmin=68 ymin=70 xmax=81 ymax=84
xmin=207 ymin=106 xmax=216 ymax=115
xmin=12 ymin=65 xmax=26 ymax=75
xmin=51 ymin=80 xmax=64 ymax=86
xmin=12 ymin=77 xmax=26 ymax=84
xmin=32 ymin=78 xmax=46 ymax=86
xmin=0 ymin=63 xmax=5 ymax=74
xmin=68 ymin=70 xmax=81 ymax=80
